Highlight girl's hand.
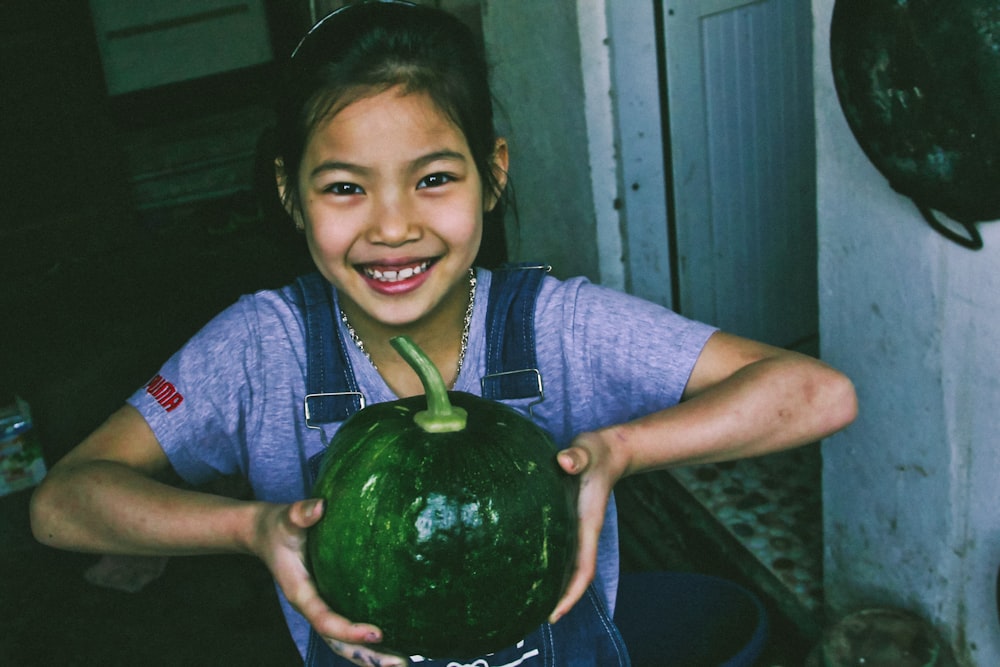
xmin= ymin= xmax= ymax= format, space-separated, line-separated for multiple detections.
xmin=548 ymin=431 xmax=628 ymax=624
xmin=250 ymin=498 xmax=406 ymax=667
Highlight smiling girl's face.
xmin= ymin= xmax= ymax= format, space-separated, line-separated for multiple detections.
xmin=294 ymin=86 xmax=507 ymax=338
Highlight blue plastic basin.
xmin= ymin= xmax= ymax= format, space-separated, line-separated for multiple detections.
xmin=613 ymin=571 xmax=769 ymax=666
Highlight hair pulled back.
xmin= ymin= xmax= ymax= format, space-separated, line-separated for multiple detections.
xmin=274 ymin=1 xmax=504 ymax=229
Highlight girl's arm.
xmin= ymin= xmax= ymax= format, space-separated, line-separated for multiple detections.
xmin=29 ymin=405 xmax=387 ymax=656
xmin=549 ymin=331 xmax=858 ymax=622
xmin=30 ymin=406 xmax=259 ymax=555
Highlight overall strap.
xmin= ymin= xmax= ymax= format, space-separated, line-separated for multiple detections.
xmin=481 ymin=262 xmax=549 ymax=402
xmin=294 ymin=272 xmax=365 ymax=426
xmin=295 ymin=263 xmax=548 ymax=426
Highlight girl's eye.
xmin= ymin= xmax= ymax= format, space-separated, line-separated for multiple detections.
xmin=325 ymin=182 xmax=364 ymax=196
xmin=417 ymin=173 xmax=454 ymax=189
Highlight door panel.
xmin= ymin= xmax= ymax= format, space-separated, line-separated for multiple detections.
xmin=661 ymin=0 xmax=817 ymax=347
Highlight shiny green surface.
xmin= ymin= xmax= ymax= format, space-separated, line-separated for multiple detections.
xmin=308 ymin=391 xmax=576 ymax=659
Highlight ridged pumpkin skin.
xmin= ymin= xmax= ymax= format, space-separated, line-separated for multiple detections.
xmin=307 ymin=390 xmax=577 ymax=659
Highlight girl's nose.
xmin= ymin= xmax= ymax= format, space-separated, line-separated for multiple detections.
xmin=367 ymin=197 xmax=419 ymax=246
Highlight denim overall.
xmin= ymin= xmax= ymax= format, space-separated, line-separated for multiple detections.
xmin=294 ymin=265 xmax=631 ymax=667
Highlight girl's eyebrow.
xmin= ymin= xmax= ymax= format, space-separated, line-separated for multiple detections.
xmin=309 ymin=160 xmax=368 ymax=179
xmin=410 ymin=149 xmax=467 ymax=170
xmin=309 ymin=150 xmax=467 ymax=180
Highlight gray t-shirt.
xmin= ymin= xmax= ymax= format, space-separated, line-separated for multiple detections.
xmin=128 ymin=268 xmax=716 ymax=657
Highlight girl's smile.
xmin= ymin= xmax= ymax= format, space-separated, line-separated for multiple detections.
xmin=360 ymin=258 xmax=434 ymax=295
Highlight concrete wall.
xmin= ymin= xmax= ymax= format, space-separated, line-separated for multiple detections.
xmin=482 ymin=0 xmax=603 ymax=282
xmin=814 ymin=1 xmax=1000 ymax=664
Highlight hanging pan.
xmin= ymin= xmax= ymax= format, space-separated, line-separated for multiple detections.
xmin=831 ymin=0 xmax=1000 ymax=249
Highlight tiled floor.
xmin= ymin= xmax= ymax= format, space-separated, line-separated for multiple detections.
xmin=671 ymin=446 xmax=824 ymax=617
xmin=615 ymin=454 xmax=824 ymax=666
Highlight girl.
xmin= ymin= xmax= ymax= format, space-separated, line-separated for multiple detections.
xmin=30 ymin=2 xmax=857 ymax=666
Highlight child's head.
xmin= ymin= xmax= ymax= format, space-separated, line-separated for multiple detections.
xmin=274 ymin=1 xmax=507 ymax=244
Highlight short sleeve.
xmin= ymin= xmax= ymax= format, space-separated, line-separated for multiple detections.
xmin=127 ymin=296 xmax=263 ymax=485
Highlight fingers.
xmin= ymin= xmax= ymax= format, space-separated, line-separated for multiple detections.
xmin=324 ymin=638 xmax=407 ymax=667
xmin=287 ymin=497 xmax=325 ymax=528
xmin=549 ymin=518 xmax=598 ymax=623
xmin=255 ymin=500 xmax=387 ymax=650
xmin=551 ymin=433 xmax=630 ymax=625
xmin=548 ymin=463 xmax=604 ymax=622
xmin=557 ymin=446 xmax=588 ymax=475
xmin=550 ymin=443 xmax=604 ymax=624
xmin=295 ymin=589 xmax=382 ymax=644
xmin=279 ymin=550 xmax=398 ymax=665
xmin=270 ymin=531 xmax=382 ymax=646
xmin=247 ymin=498 xmax=321 ymax=562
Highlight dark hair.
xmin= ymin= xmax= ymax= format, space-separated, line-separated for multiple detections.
xmin=273 ymin=1 xmax=508 ymax=265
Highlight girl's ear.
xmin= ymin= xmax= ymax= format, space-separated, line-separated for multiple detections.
xmin=274 ymin=158 xmax=305 ymax=231
xmin=485 ymin=138 xmax=509 ymax=212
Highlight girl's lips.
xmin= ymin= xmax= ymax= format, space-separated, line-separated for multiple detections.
xmin=362 ymin=260 xmax=431 ymax=283
xmin=357 ymin=259 xmax=435 ymax=295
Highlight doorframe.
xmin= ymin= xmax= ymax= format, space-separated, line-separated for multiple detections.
xmin=604 ymin=0 xmax=675 ymax=308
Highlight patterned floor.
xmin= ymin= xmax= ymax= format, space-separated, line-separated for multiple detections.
xmin=670 ymin=444 xmax=824 ymax=615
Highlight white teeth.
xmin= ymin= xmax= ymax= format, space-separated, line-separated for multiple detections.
xmin=366 ymin=262 xmax=429 ymax=282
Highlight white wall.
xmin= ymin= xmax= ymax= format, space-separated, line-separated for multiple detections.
xmin=482 ymin=0 xmax=604 ymax=283
xmin=814 ymin=1 xmax=1000 ymax=664
xmin=482 ymin=1 xmax=663 ymax=296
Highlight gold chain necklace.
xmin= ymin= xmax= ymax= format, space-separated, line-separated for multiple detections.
xmin=340 ymin=268 xmax=477 ymax=377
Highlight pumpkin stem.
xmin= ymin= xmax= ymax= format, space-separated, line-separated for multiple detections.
xmin=390 ymin=335 xmax=468 ymax=433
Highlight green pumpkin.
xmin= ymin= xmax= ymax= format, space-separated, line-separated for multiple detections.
xmin=308 ymin=336 xmax=577 ymax=659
